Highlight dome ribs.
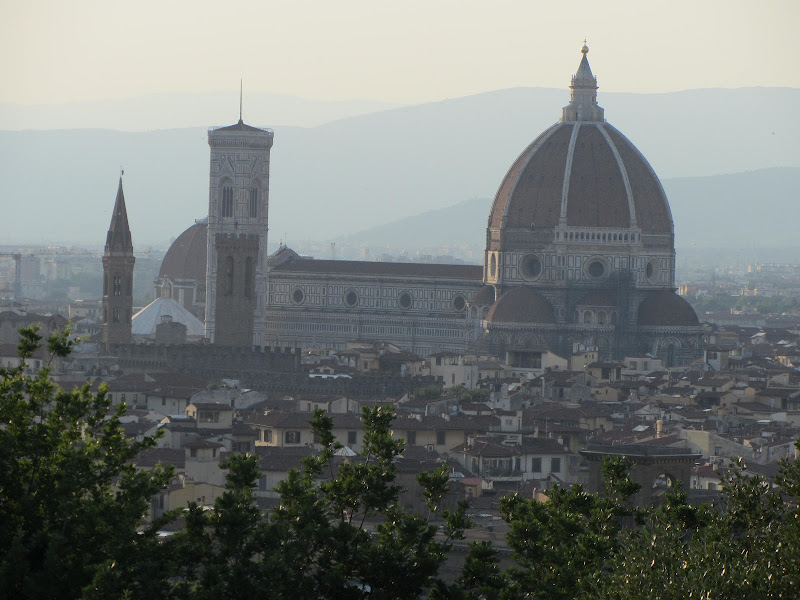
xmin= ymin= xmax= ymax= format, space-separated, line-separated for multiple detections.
xmin=604 ymin=126 xmax=673 ymax=235
xmin=566 ymin=125 xmax=629 ymax=228
xmin=494 ymin=124 xmax=571 ymax=229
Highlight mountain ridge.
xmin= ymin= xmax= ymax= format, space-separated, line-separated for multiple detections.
xmin=0 ymin=86 xmax=797 ymax=247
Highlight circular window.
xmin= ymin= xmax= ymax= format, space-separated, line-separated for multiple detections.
xmin=398 ymin=292 xmax=413 ymax=310
xmin=587 ymin=261 xmax=605 ymax=278
xmin=452 ymin=295 xmax=466 ymax=312
xmin=292 ymin=288 xmax=305 ymax=304
xmin=519 ymin=254 xmax=543 ymax=280
xmin=490 ymin=254 xmax=497 ymax=278
xmin=344 ymin=290 xmax=359 ymax=307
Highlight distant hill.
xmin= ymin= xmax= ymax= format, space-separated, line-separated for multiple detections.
xmin=0 ymin=86 xmax=797 ymax=247
xmin=665 ymin=168 xmax=800 ymax=250
xmin=333 ymin=167 xmax=800 ymax=257
xmin=0 ymin=92 xmax=402 ymax=130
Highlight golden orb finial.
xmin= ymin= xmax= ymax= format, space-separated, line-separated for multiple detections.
xmin=581 ymin=40 xmax=589 ymax=55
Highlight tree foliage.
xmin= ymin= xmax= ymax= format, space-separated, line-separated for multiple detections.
xmin=596 ymin=457 xmax=800 ymax=600
xmin=0 ymin=326 xmax=174 ymax=599
xmin=170 ymin=406 xmax=470 ymax=600
xmin=3 ymin=326 xmax=799 ymax=599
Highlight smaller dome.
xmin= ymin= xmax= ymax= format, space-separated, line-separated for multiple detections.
xmin=486 ymin=286 xmax=556 ymax=324
xmin=637 ymin=291 xmax=699 ymax=327
xmin=159 ymin=221 xmax=207 ymax=281
xmin=132 ymin=298 xmax=206 ymax=337
xmin=468 ymin=285 xmax=496 ymax=306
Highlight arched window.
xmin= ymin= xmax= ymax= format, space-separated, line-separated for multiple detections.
xmin=112 ymin=307 xmax=120 ymax=323
xmin=225 ymin=256 xmax=234 ymax=295
xmin=113 ymin=275 xmax=121 ymax=296
xmin=222 ymin=185 xmax=234 ymax=218
xmin=249 ymin=187 xmax=258 ymax=218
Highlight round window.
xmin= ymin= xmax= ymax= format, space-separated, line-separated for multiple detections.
xmin=292 ymin=288 xmax=305 ymax=304
xmin=520 ymin=254 xmax=543 ymax=280
xmin=452 ymin=295 xmax=466 ymax=312
xmin=490 ymin=254 xmax=497 ymax=278
xmin=344 ymin=290 xmax=359 ymax=307
xmin=398 ymin=292 xmax=413 ymax=310
xmin=587 ymin=261 xmax=605 ymax=278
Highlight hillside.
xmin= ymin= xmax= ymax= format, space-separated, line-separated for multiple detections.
xmin=0 ymin=86 xmax=797 ymax=247
xmin=331 ymin=167 xmax=800 ymax=258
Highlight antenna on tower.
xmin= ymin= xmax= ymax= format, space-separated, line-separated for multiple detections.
xmin=239 ymin=79 xmax=243 ymax=123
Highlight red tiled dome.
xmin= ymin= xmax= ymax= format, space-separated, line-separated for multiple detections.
xmin=486 ymin=286 xmax=556 ymax=324
xmin=158 ymin=222 xmax=207 ymax=281
xmin=637 ymin=290 xmax=699 ymax=327
xmin=488 ymin=121 xmax=673 ymax=237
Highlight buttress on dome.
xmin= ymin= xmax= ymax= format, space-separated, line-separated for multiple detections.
xmin=637 ymin=290 xmax=699 ymax=327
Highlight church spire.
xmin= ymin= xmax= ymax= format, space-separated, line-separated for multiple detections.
xmin=561 ymin=42 xmax=605 ymax=123
xmin=105 ymin=175 xmax=134 ymax=256
xmin=102 ymin=174 xmax=135 ymax=346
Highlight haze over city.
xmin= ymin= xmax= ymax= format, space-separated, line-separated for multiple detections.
xmin=2 ymin=0 xmax=798 ymax=253
xmin=3 ymin=4 xmax=800 ymax=598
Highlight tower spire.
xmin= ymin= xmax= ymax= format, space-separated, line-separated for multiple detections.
xmin=105 ymin=175 xmax=134 ymax=256
xmin=561 ymin=42 xmax=604 ymax=123
xmin=102 ymin=175 xmax=135 ymax=346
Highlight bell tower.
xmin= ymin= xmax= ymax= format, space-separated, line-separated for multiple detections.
xmin=205 ymin=114 xmax=273 ymax=346
xmin=102 ymin=176 xmax=135 ymax=346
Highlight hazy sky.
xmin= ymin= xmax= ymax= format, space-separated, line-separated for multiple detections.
xmin=2 ymin=0 xmax=797 ymax=106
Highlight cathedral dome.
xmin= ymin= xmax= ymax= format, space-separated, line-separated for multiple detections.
xmin=637 ymin=290 xmax=699 ymax=327
xmin=488 ymin=122 xmax=673 ymax=236
xmin=158 ymin=221 xmax=208 ymax=281
xmin=485 ymin=286 xmax=555 ymax=324
xmin=487 ymin=46 xmax=673 ymax=243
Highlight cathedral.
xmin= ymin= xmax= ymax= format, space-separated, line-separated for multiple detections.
xmin=143 ymin=45 xmax=702 ymax=366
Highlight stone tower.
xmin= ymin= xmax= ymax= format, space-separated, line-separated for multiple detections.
xmin=102 ymin=177 xmax=135 ymax=345
xmin=204 ymin=118 xmax=273 ymax=345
